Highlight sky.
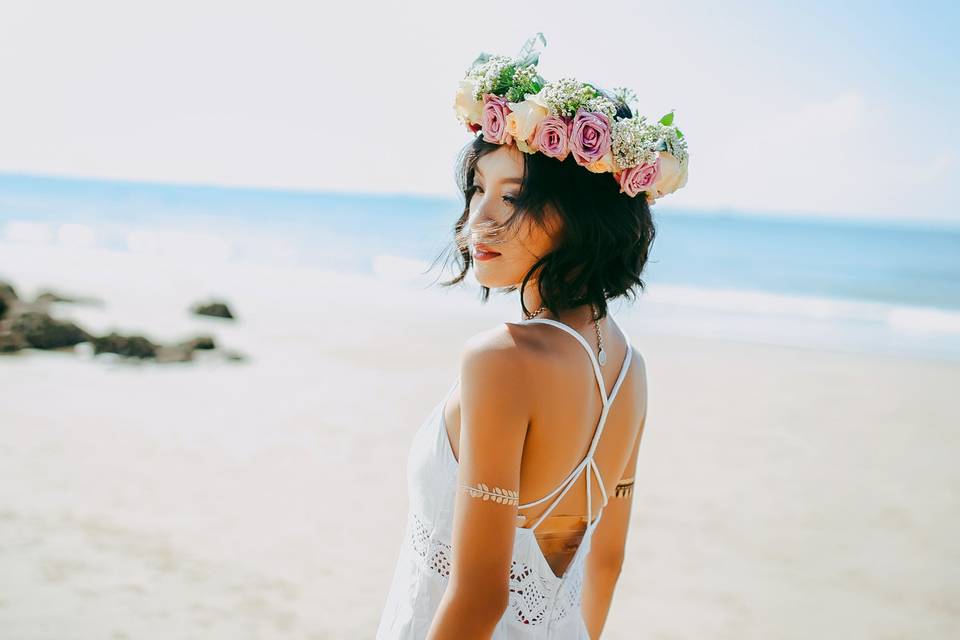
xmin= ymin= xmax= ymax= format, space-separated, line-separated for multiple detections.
xmin=1 ymin=0 xmax=958 ymax=224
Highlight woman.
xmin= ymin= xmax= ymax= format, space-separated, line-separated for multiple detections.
xmin=376 ymin=36 xmax=689 ymax=639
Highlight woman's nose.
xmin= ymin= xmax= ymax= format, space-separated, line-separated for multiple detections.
xmin=467 ymin=198 xmax=496 ymax=230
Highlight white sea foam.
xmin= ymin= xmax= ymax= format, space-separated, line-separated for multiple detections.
xmin=56 ymin=223 xmax=97 ymax=249
xmin=886 ymin=306 xmax=960 ymax=334
xmin=3 ymin=220 xmax=55 ymax=245
xmin=645 ymin=283 xmax=960 ymax=334
xmin=125 ymin=229 xmax=233 ymax=263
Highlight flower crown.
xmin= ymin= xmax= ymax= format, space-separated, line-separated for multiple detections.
xmin=453 ymin=34 xmax=689 ymax=204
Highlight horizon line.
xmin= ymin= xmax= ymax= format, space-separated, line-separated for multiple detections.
xmin=1 ymin=170 xmax=958 ymax=233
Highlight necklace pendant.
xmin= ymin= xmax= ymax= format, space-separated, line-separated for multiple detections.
xmin=598 ymin=348 xmax=607 ymax=365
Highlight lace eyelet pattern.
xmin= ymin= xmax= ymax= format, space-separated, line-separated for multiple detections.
xmin=508 ymin=560 xmax=552 ymax=625
xmin=409 ymin=512 xmax=452 ymax=579
xmin=551 ymin=559 xmax=585 ymax=622
xmin=408 ymin=512 xmax=586 ymax=626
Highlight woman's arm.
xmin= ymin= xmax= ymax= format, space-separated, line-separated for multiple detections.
xmin=582 ymin=362 xmax=647 ymax=638
xmin=426 ymin=328 xmax=532 ymax=639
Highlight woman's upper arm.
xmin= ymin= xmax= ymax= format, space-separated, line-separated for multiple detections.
xmin=445 ymin=331 xmax=531 ymax=608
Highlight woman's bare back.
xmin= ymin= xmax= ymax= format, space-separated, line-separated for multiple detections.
xmin=442 ymin=315 xmax=647 ymax=578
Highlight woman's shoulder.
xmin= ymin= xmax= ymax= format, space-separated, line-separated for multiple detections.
xmin=456 ymin=325 xmax=536 ymax=424
xmin=458 ymin=321 xmax=537 ymax=372
xmin=459 ymin=319 xmax=646 ymax=388
xmin=457 ymin=322 xmax=553 ymax=395
xmin=459 ymin=320 xmax=550 ymax=364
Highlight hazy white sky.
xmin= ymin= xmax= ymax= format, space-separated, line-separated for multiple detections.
xmin=1 ymin=1 xmax=958 ymax=223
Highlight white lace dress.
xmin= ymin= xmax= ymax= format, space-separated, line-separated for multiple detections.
xmin=376 ymin=316 xmax=633 ymax=638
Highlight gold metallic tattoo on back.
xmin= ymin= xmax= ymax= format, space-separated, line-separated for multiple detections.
xmin=614 ymin=476 xmax=635 ymax=498
xmin=458 ymin=482 xmax=519 ymax=506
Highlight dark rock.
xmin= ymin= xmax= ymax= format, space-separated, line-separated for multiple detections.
xmin=191 ymin=301 xmax=234 ymax=320
xmin=0 ymin=281 xmax=17 ymax=320
xmin=154 ymin=335 xmax=216 ymax=363
xmin=91 ymin=332 xmax=158 ymax=359
xmin=0 ymin=327 xmax=27 ymax=353
xmin=35 ymin=291 xmax=76 ymax=304
xmin=181 ymin=335 xmax=216 ymax=351
xmin=34 ymin=290 xmax=103 ymax=307
xmin=12 ymin=311 xmax=91 ymax=350
xmin=0 ymin=281 xmax=18 ymax=302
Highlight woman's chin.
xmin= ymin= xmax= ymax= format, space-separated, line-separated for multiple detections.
xmin=475 ymin=272 xmax=515 ymax=289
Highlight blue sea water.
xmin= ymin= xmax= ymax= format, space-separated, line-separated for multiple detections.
xmin=2 ymin=173 xmax=959 ymax=361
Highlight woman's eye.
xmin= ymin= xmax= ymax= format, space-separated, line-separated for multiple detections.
xmin=469 ymin=184 xmax=514 ymax=206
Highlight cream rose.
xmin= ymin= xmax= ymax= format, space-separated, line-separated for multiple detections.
xmin=505 ymin=98 xmax=549 ymax=148
xmin=649 ymin=152 xmax=688 ymax=198
xmin=453 ymin=79 xmax=483 ymax=126
xmin=584 ymin=150 xmax=618 ymax=174
xmin=515 ymin=138 xmax=535 ymax=154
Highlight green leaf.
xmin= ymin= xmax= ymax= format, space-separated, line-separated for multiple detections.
xmin=675 ymin=127 xmax=684 ymax=139
xmin=515 ymin=32 xmax=547 ymax=67
xmin=470 ymin=52 xmax=493 ymax=69
xmin=658 ymin=111 xmax=674 ymax=126
xmin=493 ymin=65 xmax=517 ymax=95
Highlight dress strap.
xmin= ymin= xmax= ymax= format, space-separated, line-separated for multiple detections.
xmin=515 ymin=314 xmax=634 ymax=531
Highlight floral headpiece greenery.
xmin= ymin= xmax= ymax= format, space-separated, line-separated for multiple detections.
xmin=454 ymin=33 xmax=689 ymax=204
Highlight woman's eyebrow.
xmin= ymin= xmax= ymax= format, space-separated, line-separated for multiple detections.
xmin=474 ymin=168 xmax=523 ymax=184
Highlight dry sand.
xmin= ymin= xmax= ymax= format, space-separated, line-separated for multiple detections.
xmin=1 ymin=243 xmax=958 ymax=638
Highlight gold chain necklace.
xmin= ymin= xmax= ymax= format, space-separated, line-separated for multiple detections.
xmin=523 ymin=303 xmax=606 ymax=366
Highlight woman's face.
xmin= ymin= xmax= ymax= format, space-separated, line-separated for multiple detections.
xmin=466 ymin=144 xmax=562 ymax=288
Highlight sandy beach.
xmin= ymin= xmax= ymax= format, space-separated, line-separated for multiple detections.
xmin=1 ymin=242 xmax=958 ymax=639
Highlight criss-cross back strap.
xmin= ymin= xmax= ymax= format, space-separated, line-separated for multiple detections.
xmin=516 ymin=315 xmax=633 ymax=531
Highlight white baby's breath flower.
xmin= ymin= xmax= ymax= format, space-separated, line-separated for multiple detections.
xmin=584 ymin=95 xmax=618 ymax=119
xmin=511 ymin=64 xmax=537 ymax=87
xmin=645 ymin=122 xmax=688 ymax=164
xmin=540 ymin=77 xmax=597 ymax=117
xmin=610 ymin=86 xmax=638 ymax=111
xmin=663 ymin=127 xmax=689 ymax=164
xmin=611 ymin=116 xmax=658 ymax=169
xmin=466 ymin=55 xmax=512 ymax=100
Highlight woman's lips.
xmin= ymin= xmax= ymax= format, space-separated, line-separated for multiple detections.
xmin=473 ymin=245 xmax=501 ymax=261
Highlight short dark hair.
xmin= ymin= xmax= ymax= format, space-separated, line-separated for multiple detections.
xmin=432 ymin=101 xmax=656 ymax=321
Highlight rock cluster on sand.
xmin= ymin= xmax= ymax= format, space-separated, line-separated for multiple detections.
xmin=191 ymin=300 xmax=234 ymax=319
xmin=0 ymin=280 xmax=243 ymax=363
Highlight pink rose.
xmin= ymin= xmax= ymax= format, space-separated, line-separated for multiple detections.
xmin=531 ymin=115 xmax=572 ymax=161
xmin=615 ymin=156 xmax=661 ymax=198
xmin=569 ymin=109 xmax=612 ymax=166
xmin=481 ymin=94 xmax=512 ymax=144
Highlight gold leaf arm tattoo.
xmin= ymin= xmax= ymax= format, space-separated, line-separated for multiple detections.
xmin=458 ymin=482 xmax=519 ymax=506
xmin=614 ymin=476 xmax=635 ymax=499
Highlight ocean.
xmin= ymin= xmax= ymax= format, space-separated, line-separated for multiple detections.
xmin=2 ymin=172 xmax=959 ymax=361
